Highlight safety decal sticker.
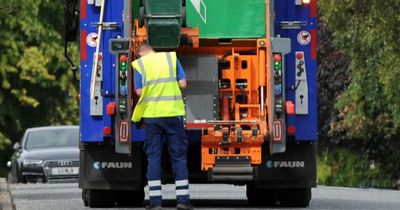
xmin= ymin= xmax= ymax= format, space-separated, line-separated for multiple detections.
xmin=297 ymin=31 xmax=311 ymax=46
xmin=86 ymin=32 xmax=98 ymax=47
xmin=190 ymin=0 xmax=207 ymax=23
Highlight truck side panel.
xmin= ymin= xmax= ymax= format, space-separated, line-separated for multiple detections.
xmin=275 ymin=0 xmax=318 ymax=141
xmin=80 ymin=1 xmax=125 ymax=142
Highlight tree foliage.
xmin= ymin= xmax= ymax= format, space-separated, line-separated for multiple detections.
xmin=319 ymin=0 xmax=400 ymax=180
xmin=0 ymin=0 xmax=79 ymax=176
xmin=318 ymin=149 xmax=391 ymax=188
xmin=317 ymin=22 xmax=351 ymax=150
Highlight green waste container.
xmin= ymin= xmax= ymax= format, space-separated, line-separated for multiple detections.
xmin=144 ymin=0 xmax=182 ymax=48
xmin=144 ymin=0 xmax=182 ymax=15
xmin=185 ymin=0 xmax=266 ymax=38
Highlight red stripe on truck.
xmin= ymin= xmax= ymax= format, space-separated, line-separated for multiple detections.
xmin=311 ymin=29 xmax=317 ymax=60
xmin=80 ymin=0 xmax=86 ymax=19
xmin=311 ymin=0 xmax=317 ymax=18
xmin=81 ymin=30 xmax=87 ymax=61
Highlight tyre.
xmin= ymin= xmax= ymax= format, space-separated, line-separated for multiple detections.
xmin=16 ymin=168 xmax=27 ymax=183
xmin=20 ymin=175 xmax=27 ymax=184
xmin=81 ymin=189 xmax=89 ymax=206
xmin=84 ymin=189 xmax=116 ymax=207
xmin=116 ymin=189 xmax=145 ymax=207
xmin=246 ymin=184 xmax=278 ymax=206
xmin=278 ymin=188 xmax=311 ymax=207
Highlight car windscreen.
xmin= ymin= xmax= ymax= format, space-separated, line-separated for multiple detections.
xmin=25 ymin=128 xmax=79 ymax=150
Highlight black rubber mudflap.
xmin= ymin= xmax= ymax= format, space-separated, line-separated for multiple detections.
xmin=79 ymin=143 xmax=145 ymax=190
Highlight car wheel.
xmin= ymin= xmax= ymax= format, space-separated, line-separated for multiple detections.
xmin=22 ymin=176 xmax=32 ymax=183
xmin=16 ymin=167 xmax=26 ymax=183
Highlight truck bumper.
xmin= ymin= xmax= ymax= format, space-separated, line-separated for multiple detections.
xmin=187 ymin=137 xmax=316 ymax=189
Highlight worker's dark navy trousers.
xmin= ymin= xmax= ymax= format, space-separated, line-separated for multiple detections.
xmin=143 ymin=117 xmax=190 ymax=205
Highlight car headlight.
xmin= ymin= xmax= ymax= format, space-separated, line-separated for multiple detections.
xmin=22 ymin=159 xmax=44 ymax=166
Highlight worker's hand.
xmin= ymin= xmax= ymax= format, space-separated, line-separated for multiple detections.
xmin=178 ymin=79 xmax=187 ymax=89
xmin=135 ymin=88 xmax=142 ymax=96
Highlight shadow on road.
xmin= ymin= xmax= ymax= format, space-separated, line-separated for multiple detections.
xmin=153 ymin=199 xmax=260 ymax=208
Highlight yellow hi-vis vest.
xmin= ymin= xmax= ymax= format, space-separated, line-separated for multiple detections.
xmin=131 ymin=52 xmax=185 ymax=122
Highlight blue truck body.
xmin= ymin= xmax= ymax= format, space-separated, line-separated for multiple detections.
xmin=80 ymin=0 xmax=317 ymax=143
xmin=77 ymin=0 xmax=318 ymax=207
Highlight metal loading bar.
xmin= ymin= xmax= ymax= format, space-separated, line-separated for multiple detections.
xmin=212 ymin=167 xmax=253 ymax=174
xmin=208 ymin=156 xmax=254 ymax=181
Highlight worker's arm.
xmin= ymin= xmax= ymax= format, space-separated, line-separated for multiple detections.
xmin=133 ymin=68 xmax=143 ymax=96
xmin=177 ymin=60 xmax=187 ymax=89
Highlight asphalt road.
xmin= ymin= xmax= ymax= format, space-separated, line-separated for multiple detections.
xmin=9 ymin=183 xmax=400 ymax=210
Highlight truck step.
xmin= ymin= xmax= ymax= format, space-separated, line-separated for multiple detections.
xmin=212 ymin=166 xmax=253 ymax=174
xmin=208 ymin=156 xmax=254 ymax=182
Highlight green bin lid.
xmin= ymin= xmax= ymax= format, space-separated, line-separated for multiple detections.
xmin=144 ymin=0 xmax=182 ymax=15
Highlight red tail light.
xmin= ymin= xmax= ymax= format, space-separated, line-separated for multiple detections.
xmin=103 ymin=126 xmax=112 ymax=135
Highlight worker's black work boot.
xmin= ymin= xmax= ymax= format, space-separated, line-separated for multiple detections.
xmin=176 ymin=202 xmax=194 ymax=210
xmin=145 ymin=203 xmax=162 ymax=210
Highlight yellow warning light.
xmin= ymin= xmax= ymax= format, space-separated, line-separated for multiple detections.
xmin=302 ymin=0 xmax=311 ymax=4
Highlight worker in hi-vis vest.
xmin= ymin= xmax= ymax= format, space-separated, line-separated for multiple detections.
xmin=131 ymin=43 xmax=194 ymax=210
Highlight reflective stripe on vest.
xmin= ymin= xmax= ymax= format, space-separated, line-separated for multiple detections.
xmin=131 ymin=52 xmax=185 ymax=122
xmin=142 ymin=95 xmax=183 ymax=102
xmin=136 ymin=52 xmax=175 ymax=87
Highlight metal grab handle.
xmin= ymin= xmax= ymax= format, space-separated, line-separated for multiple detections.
xmin=90 ymin=0 xmax=106 ymax=99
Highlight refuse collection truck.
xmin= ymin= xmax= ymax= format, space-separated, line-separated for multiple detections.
xmin=64 ymin=0 xmax=318 ymax=207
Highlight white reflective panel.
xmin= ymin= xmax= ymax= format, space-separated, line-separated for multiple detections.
xmin=176 ymin=189 xmax=189 ymax=196
xmin=149 ymin=190 xmax=162 ymax=197
xmin=175 ymin=179 xmax=189 ymax=186
xmin=148 ymin=180 xmax=161 ymax=187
